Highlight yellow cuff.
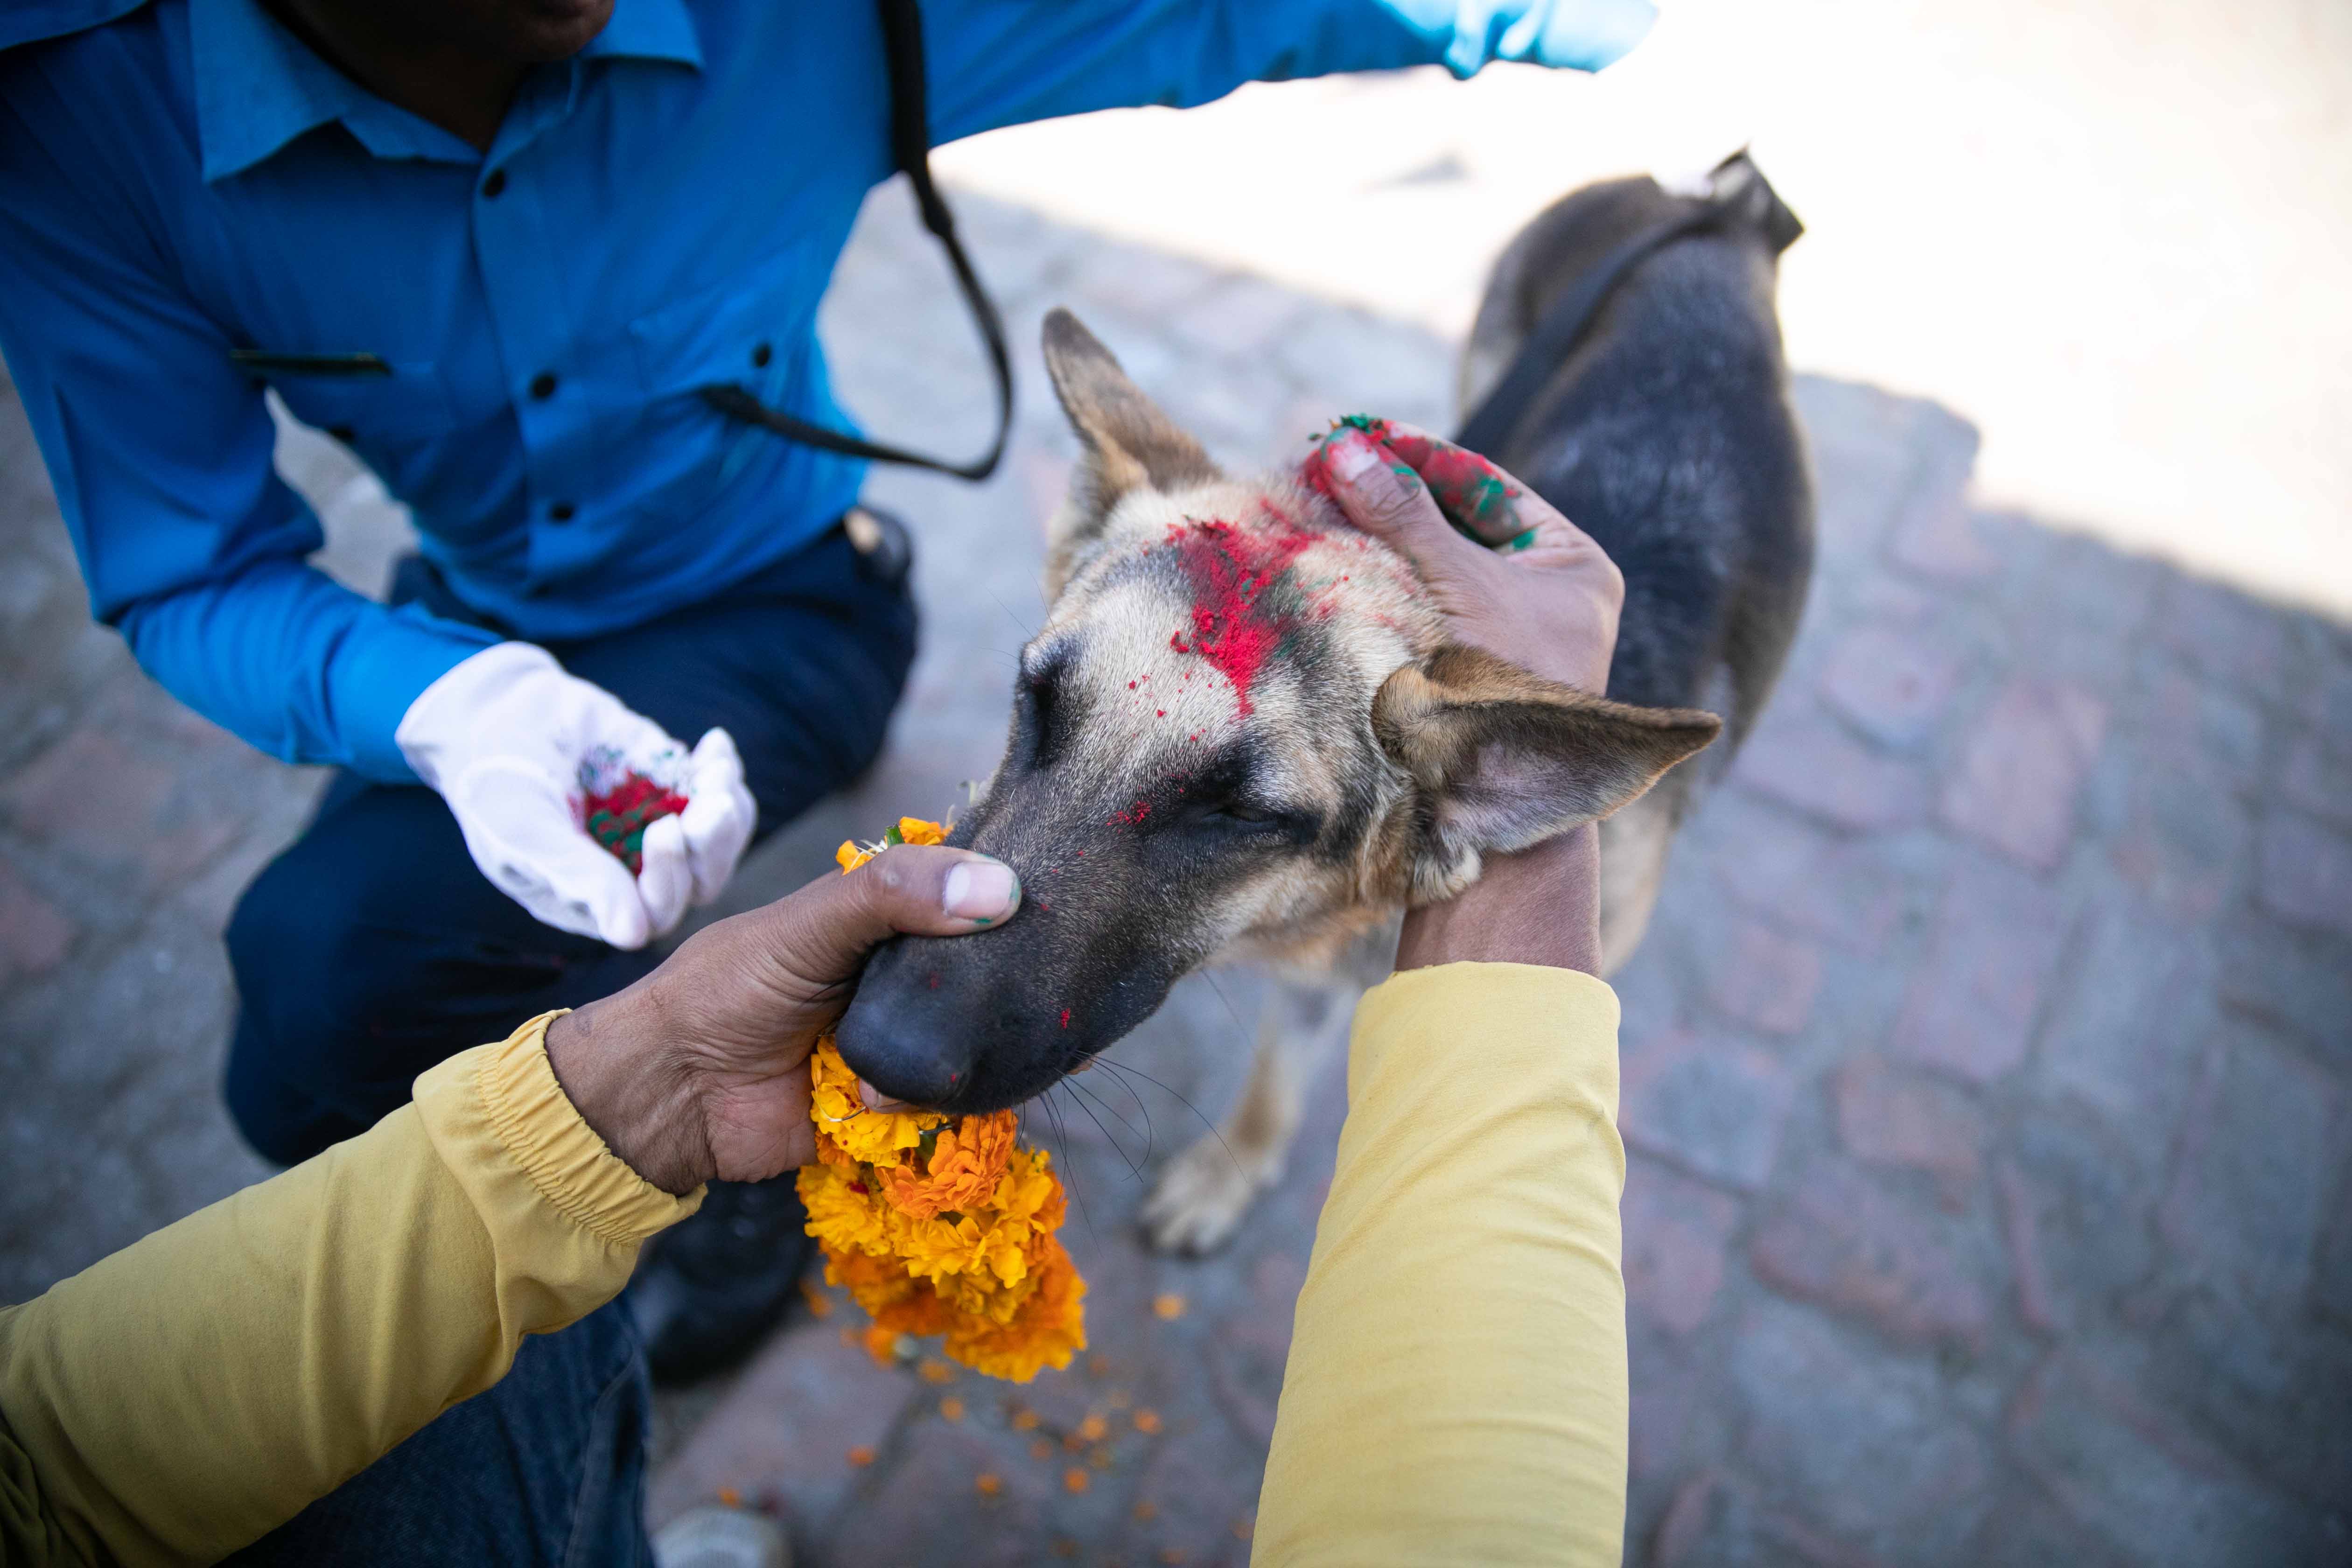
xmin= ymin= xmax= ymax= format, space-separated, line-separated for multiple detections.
xmin=423 ymin=1012 xmax=703 ymax=1247
xmin=1349 ymin=961 xmax=1622 ymax=1108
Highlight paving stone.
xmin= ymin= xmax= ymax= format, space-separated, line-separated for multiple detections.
xmin=2154 ymin=573 xmax=2301 ymax=704
xmin=1998 ymin=1103 xmax=2160 ymax=1332
xmin=2213 ymin=914 xmax=2352 ymax=1066
xmin=0 ymin=724 xmax=238 ymax=888
xmin=1881 ymin=405 xmax=1990 ymax=585
xmin=1620 ymin=1024 xmax=1799 ymax=1192
xmin=2006 ymin=1352 xmax=2333 ymax=1566
xmin=1818 ymin=621 xmax=1971 ymax=749
xmin=1622 ymin=1156 xmax=1743 ymax=1337
xmin=1732 ymin=708 xmax=1935 ymax=835
xmin=1704 ymin=918 xmax=1824 ymax=1036
xmin=1729 ymin=1298 xmax=1995 ymax=1563
xmin=2130 ymin=649 xmax=2268 ymax=794
xmin=0 ymin=860 xmax=75 ymax=985
xmin=645 ymin=1314 xmax=919 ymax=1534
xmin=2092 ymin=743 xmax=2250 ymax=921
xmin=2033 ymin=901 xmax=2217 ymax=1167
xmin=1748 ymin=1160 xmax=1995 ymax=1355
xmin=2317 ymin=1169 xmax=2352 ymax=1334
xmin=2277 ymin=728 xmax=2352 ymax=830
xmin=831 ymin=1421 xmax=1062 ymax=1568
xmin=1939 ymin=677 xmax=2109 ymax=871
xmin=1892 ymin=862 xmax=2067 ymax=1085
xmin=1705 ymin=798 xmax=1927 ymax=956
xmin=2140 ymin=1281 xmax=2352 ymax=1512
xmin=1831 ymin=1054 xmax=1986 ymax=1209
xmin=2157 ymin=1023 xmax=2340 ymax=1307
xmin=2254 ymin=809 xmax=2352 ymax=938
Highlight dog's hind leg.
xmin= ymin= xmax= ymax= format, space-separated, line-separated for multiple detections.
xmin=1138 ymin=973 xmax=1357 ymax=1255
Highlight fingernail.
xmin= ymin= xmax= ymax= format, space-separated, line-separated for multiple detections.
xmin=942 ymin=858 xmax=1019 ymax=921
xmin=858 ymin=1078 xmax=909 ymax=1112
xmin=1323 ymin=430 xmax=1385 ymax=485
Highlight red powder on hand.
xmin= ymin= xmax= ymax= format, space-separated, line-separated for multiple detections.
xmin=583 ymin=772 xmax=689 ymax=873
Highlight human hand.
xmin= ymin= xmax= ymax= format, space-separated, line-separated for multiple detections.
xmin=1311 ymin=419 xmax=1627 ymax=976
xmin=544 ymin=845 xmax=1023 ymax=1194
xmin=1310 ymin=419 xmax=1623 ymax=693
xmin=395 ymin=643 xmax=756 ymax=949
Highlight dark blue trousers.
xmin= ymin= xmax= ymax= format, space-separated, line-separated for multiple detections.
xmin=223 ymin=524 xmax=917 ymax=1166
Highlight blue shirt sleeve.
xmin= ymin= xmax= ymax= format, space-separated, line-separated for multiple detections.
xmin=0 ymin=75 xmax=498 ymax=783
xmin=924 ymin=0 xmax=1658 ymax=145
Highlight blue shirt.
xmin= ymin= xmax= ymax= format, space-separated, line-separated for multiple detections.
xmin=0 ymin=0 xmax=1653 ymax=781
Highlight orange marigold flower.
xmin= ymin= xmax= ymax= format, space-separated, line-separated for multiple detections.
xmin=1076 ymin=1414 xmax=1108 ymax=1442
xmin=1133 ymin=1409 xmax=1162 ymax=1435
xmin=875 ymin=1110 xmax=1018 ymax=1220
xmin=975 ymin=1472 xmax=1002 ymax=1497
xmin=1063 ymin=1468 xmax=1089 ymax=1494
xmin=1151 ymin=1293 xmax=1186 ymax=1321
xmin=939 ymin=1396 xmax=966 ymax=1421
xmin=848 ymin=1446 xmax=875 ymax=1467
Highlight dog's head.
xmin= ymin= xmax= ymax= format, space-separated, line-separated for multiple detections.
xmin=835 ymin=309 xmax=1719 ymax=1110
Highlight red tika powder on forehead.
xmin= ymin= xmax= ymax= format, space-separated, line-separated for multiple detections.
xmin=1162 ymin=516 xmax=1316 ymax=716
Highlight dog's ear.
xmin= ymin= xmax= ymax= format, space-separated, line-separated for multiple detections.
xmin=1373 ymin=643 xmax=1722 ymax=902
xmin=1040 ymin=308 xmax=1219 ymax=595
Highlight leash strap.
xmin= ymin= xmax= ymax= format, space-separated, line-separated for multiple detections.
xmin=698 ymin=0 xmax=1012 ymax=482
xmin=1453 ymin=201 xmax=1727 ymax=459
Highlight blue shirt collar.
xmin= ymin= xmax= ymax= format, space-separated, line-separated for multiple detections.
xmin=189 ymin=0 xmax=702 ymax=182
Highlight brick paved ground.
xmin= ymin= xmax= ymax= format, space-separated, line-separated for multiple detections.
xmin=4 ymin=184 xmax=2348 ymax=1566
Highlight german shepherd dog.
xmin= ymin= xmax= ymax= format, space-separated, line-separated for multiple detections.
xmin=838 ymin=154 xmax=1813 ymax=1251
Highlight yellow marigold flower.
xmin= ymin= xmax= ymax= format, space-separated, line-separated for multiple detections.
xmin=809 ymin=1035 xmax=944 ymax=1169
xmin=945 ymin=1236 xmax=1088 ymax=1384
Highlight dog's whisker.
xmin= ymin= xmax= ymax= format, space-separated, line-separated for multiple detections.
xmin=1063 ymin=1076 xmax=1145 ymax=1182
xmin=1040 ymin=1085 xmax=1100 ymax=1245
xmin=1065 ymin=1073 xmax=1150 ymax=1179
xmin=1094 ymin=1057 xmax=1240 ymax=1182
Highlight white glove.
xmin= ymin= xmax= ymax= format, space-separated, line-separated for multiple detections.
xmin=395 ymin=643 xmax=757 ymax=949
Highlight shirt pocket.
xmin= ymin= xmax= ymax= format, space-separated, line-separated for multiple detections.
xmin=231 ymin=351 xmax=459 ymax=443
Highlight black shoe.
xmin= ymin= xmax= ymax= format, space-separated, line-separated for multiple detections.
xmin=632 ymin=1175 xmax=818 ymax=1386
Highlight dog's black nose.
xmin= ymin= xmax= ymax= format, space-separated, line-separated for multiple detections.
xmin=833 ymin=959 xmax=977 ymax=1108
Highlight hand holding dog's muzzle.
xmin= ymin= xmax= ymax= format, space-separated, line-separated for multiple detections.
xmin=1313 ymin=420 xmax=1624 ymax=695
xmin=543 ymin=845 xmax=1022 ymax=1194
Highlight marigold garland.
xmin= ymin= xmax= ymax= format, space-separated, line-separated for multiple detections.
xmin=798 ymin=817 xmax=1087 ymax=1383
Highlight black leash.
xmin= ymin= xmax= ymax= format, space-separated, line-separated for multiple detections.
xmin=1452 ymin=199 xmax=1729 ymax=460
xmin=698 ymin=0 xmax=1011 ymax=482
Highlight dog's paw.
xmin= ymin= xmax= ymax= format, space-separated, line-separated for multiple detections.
xmin=1139 ymin=1135 xmax=1278 ymax=1255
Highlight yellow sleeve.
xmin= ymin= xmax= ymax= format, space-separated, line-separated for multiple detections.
xmin=1254 ymin=963 xmax=1628 ymax=1568
xmin=0 ymin=1012 xmax=700 ymax=1568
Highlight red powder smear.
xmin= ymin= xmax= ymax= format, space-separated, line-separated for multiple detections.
xmin=1371 ymin=425 xmax=1524 ymax=544
xmin=1059 ymin=1008 xmax=1071 ymax=1029
xmin=1161 ymin=517 xmax=1316 ymax=716
xmin=1107 ymin=799 xmax=1153 ymax=828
